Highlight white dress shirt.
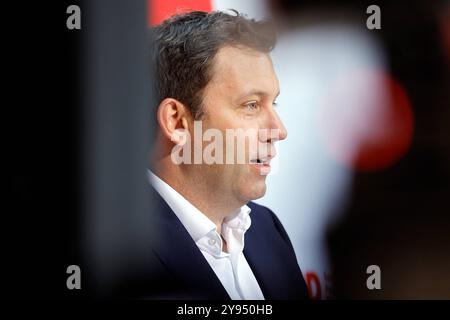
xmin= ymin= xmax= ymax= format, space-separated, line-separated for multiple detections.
xmin=147 ymin=170 xmax=265 ymax=300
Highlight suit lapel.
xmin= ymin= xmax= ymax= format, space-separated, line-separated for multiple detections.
xmin=243 ymin=208 xmax=299 ymax=300
xmin=149 ymin=188 xmax=230 ymax=299
xmin=243 ymin=205 xmax=309 ymax=300
xmin=243 ymin=226 xmax=278 ymax=300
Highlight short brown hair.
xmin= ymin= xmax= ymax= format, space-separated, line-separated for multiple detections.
xmin=150 ymin=10 xmax=277 ymax=119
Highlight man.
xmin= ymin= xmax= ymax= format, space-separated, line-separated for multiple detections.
xmin=137 ymin=10 xmax=308 ymax=300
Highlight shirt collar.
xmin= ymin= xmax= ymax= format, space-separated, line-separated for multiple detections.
xmin=223 ymin=205 xmax=252 ymax=233
xmin=148 ymin=170 xmax=217 ymax=243
xmin=147 ymin=170 xmax=252 ymax=252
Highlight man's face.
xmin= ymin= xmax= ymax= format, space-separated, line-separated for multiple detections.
xmin=187 ymin=46 xmax=287 ymax=205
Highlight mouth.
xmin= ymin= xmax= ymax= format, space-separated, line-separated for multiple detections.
xmin=250 ymin=157 xmax=271 ymax=166
xmin=249 ymin=157 xmax=272 ymax=175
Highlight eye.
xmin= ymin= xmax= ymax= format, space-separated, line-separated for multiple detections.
xmin=272 ymin=101 xmax=278 ymax=107
xmin=245 ymin=102 xmax=259 ymax=111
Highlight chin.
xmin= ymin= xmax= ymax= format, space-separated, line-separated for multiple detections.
xmin=241 ymin=181 xmax=267 ymax=201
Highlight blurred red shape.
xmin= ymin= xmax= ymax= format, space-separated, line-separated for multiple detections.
xmin=148 ymin=0 xmax=212 ymax=26
xmin=318 ymin=69 xmax=414 ymax=172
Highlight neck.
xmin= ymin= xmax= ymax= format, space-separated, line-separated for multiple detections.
xmin=152 ymin=156 xmax=243 ymax=234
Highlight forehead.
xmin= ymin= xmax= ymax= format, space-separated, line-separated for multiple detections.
xmin=207 ymin=46 xmax=279 ymax=99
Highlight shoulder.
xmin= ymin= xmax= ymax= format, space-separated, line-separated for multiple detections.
xmin=247 ymin=200 xmax=271 ymax=213
xmin=247 ymin=201 xmax=295 ymax=251
xmin=247 ymin=201 xmax=283 ymax=227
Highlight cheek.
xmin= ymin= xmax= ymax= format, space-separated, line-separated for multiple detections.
xmin=208 ymin=104 xmax=253 ymax=127
xmin=201 ymin=110 xmax=262 ymax=165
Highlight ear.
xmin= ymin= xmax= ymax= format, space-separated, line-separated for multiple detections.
xmin=156 ymin=98 xmax=190 ymax=144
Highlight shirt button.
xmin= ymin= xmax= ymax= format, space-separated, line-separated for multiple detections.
xmin=208 ymin=238 xmax=216 ymax=246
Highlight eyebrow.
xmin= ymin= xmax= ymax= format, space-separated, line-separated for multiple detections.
xmin=237 ymin=89 xmax=280 ymax=101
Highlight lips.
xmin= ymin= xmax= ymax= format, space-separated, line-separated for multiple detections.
xmin=249 ymin=156 xmax=272 ymax=176
xmin=249 ymin=157 xmax=271 ymax=166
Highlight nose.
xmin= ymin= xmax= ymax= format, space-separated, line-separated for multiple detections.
xmin=264 ymin=109 xmax=288 ymax=143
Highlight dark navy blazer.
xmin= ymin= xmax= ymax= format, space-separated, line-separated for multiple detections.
xmin=113 ymin=186 xmax=309 ymax=300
